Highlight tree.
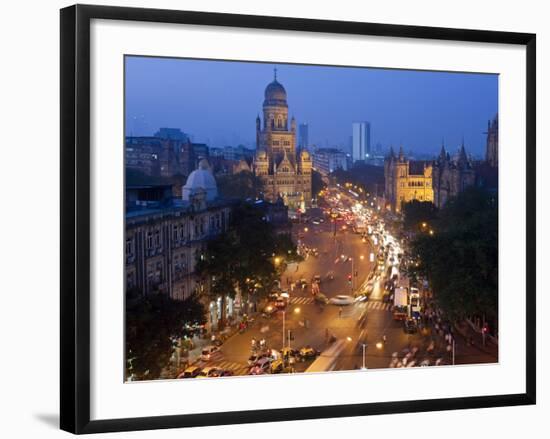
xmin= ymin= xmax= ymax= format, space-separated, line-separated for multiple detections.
xmin=402 ymin=200 xmax=438 ymax=231
xmin=125 ymin=293 xmax=206 ymax=380
xmin=217 ymin=171 xmax=263 ymax=200
xmin=409 ymin=187 xmax=498 ymax=325
xmin=311 ymin=169 xmax=326 ymax=198
xmin=196 ymin=202 xmax=282 ymax=328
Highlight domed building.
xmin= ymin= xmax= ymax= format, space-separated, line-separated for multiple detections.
xmin=254 ymin=69 xmax=312 ymax=210
xmin=182 ymin=158 xmax=218 ymax=202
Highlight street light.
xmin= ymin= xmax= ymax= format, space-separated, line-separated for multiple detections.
xmin=361 ymin=343 xmax=367 ymax=370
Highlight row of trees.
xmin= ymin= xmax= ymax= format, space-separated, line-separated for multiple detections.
xmin=406 ymin=187 xmax=498 ymax=327
xmin=196 ymin=202 xmax=300 ymax=329
xmin=125 ymin=292 xmax=206 ymax=380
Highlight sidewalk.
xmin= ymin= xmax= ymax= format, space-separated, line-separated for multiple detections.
xmin=453 ymin=320 xmax=498 ymax=358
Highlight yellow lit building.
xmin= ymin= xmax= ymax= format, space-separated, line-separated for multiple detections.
xmin=384 ymin=146 xmax=434 ymax=212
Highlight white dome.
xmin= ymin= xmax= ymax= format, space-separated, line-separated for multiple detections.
xmin=182 ymin=159 xmax=218 ymax=201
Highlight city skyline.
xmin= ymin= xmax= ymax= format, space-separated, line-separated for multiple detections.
xmin=125 ymin=56 xmax=498 ymax=157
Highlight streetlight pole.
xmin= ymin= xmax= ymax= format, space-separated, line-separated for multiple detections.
xmin=282 ymin=310 xmax=286 ymax=350
xmin=452 ymin=338 xmax=456 ymax=365
xmin=351 ymin=257 xmax=354 ymax=293
xmin=362 ymin=343 xmax=367 ymax=370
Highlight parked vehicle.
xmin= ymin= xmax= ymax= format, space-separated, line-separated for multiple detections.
xmin=298 ymin=346 xmax=320 ymax=361
xmin=249 ymin=357 xmax=272 ymax=375
xmin=178 ymin=366 xmax=201 ymax=379
xmin=197 ymin=367 xmax=221 ymax=378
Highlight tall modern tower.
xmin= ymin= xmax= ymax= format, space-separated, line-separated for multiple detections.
xmin=352 ymin=121 xmax=371 ymax=163
xmin=298 ymin=123 xmax=309 ymax=150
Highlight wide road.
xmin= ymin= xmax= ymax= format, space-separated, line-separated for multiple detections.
xmin=195 ymin=185 xmax=497 ymax=376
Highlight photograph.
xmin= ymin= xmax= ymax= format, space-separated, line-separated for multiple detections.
xmin=124 ymin=57 xmax=499 ymax=381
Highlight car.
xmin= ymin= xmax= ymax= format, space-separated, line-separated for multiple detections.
xmin=270 ymin=359 xmax=285 ymax=374
xmin=314 ymin=292 xmax=329 ymax=304
xmin=178 ymin=366 xmax=201 ymax=379
xmin=298 ymin=346 xmax=320 ymax=361
xmin=197 ymin=367 xmax=221 ymax=378
xmin=280 ymin=347 xmax=299 ymax=363
xmin=218 ymin=369 xmax=234 ymax=377
xmin=329 ymin=295 xmax=354 ymax=306
xmin=249 ymin=357 xmax=272 ymax=375
xmin=248 ymin=352 xmax=269 ymax=366
xmin=403 ymin=319 xmax=418 ymax=334
xmin=275 ymin=297 xmax=287 ymax=309
xmin=200 ymin=345 xmax=220 ymax=361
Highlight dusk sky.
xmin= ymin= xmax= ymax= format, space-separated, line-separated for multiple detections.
xmin=125 ymin=56 xmax=498 ymax=158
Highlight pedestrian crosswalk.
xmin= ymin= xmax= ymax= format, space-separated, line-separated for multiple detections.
xmin=287 ymin=296 xmax=391 ymax=310
xmin=357 ymin=301 xmax=391 ymax=311
xmin=289 ymin=296 xmax=314 ymax=305
xmin=202 ymin=360 xmax=250 ymax=376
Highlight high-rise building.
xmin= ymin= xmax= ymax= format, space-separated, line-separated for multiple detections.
xmin=298 ymin=123 xmax=309 ymax=150
xmin=254 ymin=70 xmax=312 ymax=210
xmin=352 ymin=121 xmax=371 ymax=163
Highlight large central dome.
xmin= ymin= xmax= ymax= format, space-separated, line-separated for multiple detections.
xmin=263 ymin=75 xmax=287 ymax=108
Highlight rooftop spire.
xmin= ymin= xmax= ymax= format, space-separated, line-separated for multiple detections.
xmin=274 ymin=66 xmax=278 ymax=81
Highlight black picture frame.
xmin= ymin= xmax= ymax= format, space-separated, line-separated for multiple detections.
xmin=60 ymin=4 xmax=536 ymax=434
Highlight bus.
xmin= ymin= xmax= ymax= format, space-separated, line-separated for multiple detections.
xmin=305 ymin=339 xmax=346 ymax=373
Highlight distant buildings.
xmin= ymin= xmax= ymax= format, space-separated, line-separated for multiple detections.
xmin=154 ymin=128 xmax=189 ymax=141
xmin=298 ymin=123 xmax=309 ymax=150
xmin=210 ymin=145 xmax=255 ymax=162
xmin=312 ymin=148 xmax=348 ymax=175
xmin=253 ymin=71 xmax=312 ymax=210
xmin=352 ymin=121 xmax=371 ymax=163
xmin=125 ymin=135 xmax=209 ymax=179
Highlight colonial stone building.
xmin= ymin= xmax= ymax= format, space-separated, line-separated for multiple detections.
xmin=254 ymin=70 xmax=312 ymax=210
xmin=432 ymin=143 xmax=476 ymax=208
xmin=125 ymin=160 xmax=232 ymax=306
xmin=384 ymin=146 xmax=434 ymax=212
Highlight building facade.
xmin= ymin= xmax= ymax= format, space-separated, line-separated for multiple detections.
xmin=312 ymin=148 xmax=348 ymax=175
xmin=384 ymin=146 xmax=434 ymax=212
xmin=125 ymin=161 xmax=232 ymax=306
xmin=432 ymin=143 xmax=476 ymax=209
xmin=254 ymin=71 xmax=312 ymax=210
xmin=352 ymin=121 xmax=371 ymax=163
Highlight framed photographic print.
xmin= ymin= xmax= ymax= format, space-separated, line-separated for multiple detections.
xmin=60 ymin=4 xmax=536 ymax=434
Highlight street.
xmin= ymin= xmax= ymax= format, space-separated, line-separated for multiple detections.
xmin=193 ymin=184 xmax=498 ymax=377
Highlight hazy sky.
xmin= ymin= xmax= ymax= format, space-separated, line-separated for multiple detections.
xmin=125 ymin=56 xmax=498 ymax=157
